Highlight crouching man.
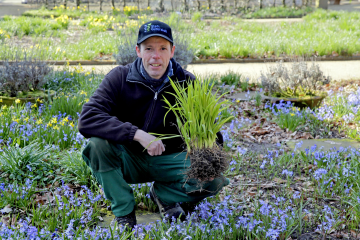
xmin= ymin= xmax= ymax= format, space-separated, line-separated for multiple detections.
xmin=78 ymin=20 xmax=229 ymax=229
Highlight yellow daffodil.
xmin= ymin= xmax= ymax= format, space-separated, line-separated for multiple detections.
xmin=0 ymin=99 xmax=2 ymax=102
xmin=1 ymin=105 xmax=7 ymax=110
xmin=31 ymin=103 xmax=37 ymax=108
xmin=36 ymin=119 xmax=43 ymax=124
xmin=24 ymin=117 xmax=29 ymax=122
xmin=15 ymin=99 xmax=20 ymax=104
xmin=85 ymin=98 xmax=89 ymax=103
xmin=70 ymin=122 xmax=74 ymax=127
xmin=290 ymin=113 xmax=295 ymax=116
xmin=47 ymin=122 xmax=53 ymax=127
xmin=53 ymin=125 xmax=60 ymax=130
xmin=51 ymin=117 xmax=57 ymax=124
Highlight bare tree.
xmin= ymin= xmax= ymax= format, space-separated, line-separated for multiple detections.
xmin=159 ymin=0 xmax=165 ymax=11
xmin=183 ymin=0 xmax=189 ymax=11
xmin=196 ymin=0 xmax=201 ymax=10
xmin=220 ymin=0 xmax=226 ymax=11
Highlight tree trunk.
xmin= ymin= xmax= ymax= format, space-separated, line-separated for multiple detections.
xmin=283 ymin=0 xmax=286 ymax=7
xmin=171 ymin=0 xmax=174 ymax=11
xmin=123 ymin=0 xmax=126 ymax=8
xmin=259 ymin=0 xmax=263 ymax=9
xmin=159 ymin=0 xmax=164 ymax=11
xmin=63 ymin=0 xmax=67 ymax=9
xmin=293 ymin=0 xmax=296 ymax=7
xmin=76 ymin=0 xmax=80 ymax=8
xmin=220 ymin=0 xmax=226 ymax=11
xmin=234 ymin=0 xmax=238 ymax=8
xmin=111 ymin=0 xmax=115 ymax=8
xmin=334 ymin=0 xmax=340 ymax=4
xmin=147 ymin=0 xmax=150 ymax=7
xmin=100 ymin=0 xmax=102 ymax=11
xmin=137 ymin=0 xmax=140 ymax=10
xmin=197 ymin=0 xmax=201 ymax=10
xmin=183 ymin=0 xmax=189 ymax=11
xmin=207 ymin=0 xmax=211 ymax=9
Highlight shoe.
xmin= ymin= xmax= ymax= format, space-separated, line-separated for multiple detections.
xmin=149 ymin=184 xmax=185 ymax=221
xmin=115 ymin=208 xmax=136 ymax=230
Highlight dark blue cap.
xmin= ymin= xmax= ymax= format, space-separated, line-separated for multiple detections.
xmin=137 ymin=20 xmax=173 ymax=45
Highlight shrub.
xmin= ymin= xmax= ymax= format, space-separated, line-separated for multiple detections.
xmin=260 ymin=58 xmax=331 ymax=98
xmin=0 ymin=53 xmax=52 ymax=97
xmin=192 ymin=12 xmax=203 ymax=22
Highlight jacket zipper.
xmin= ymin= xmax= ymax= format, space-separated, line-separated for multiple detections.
xmin=127 ymin=79 xmax=186 ymax=132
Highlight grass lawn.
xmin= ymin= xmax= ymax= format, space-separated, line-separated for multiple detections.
xmin=0 ymin=8 xmax=359 ymax=61
xmin=0 ymin=64 xmax=360 ymax=238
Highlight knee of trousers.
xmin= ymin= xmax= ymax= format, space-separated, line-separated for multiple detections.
xmin=82 ymin=137 xmax=122 ymax=172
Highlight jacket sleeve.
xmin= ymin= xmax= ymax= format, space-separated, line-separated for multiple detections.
xmin=78 ymin=68 xmax=138 ymax=143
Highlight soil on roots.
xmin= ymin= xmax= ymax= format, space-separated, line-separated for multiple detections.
xmin=187 ymin=146 xmax=229 ymax=182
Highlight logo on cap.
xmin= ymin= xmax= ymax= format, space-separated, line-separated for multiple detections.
xmin=144 ymin=23 xmax=167 ymax=33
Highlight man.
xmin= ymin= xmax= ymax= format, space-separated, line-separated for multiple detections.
xmin=78 ymin=20 xmax=229 ymax=229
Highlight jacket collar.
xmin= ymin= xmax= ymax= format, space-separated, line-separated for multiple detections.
xmin=126 ymin=58 xmax=187 ymax=85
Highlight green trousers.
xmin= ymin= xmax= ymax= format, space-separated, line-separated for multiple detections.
xmin=82 ymin=137 xmax=229 ymax=217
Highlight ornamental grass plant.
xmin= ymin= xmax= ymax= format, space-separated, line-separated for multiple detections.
xmin=163 ymin=78 xmax=233 ymax=181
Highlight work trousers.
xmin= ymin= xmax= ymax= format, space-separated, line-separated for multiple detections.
xmin=82 ymin=137 xmax=229 ymax=217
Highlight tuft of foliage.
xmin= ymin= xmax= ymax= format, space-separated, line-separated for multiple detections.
xmin=56 ymin=150 xmax=97 ymax=189
xmin=260 ymin=58 xmax=331 ymax=98
xmin=0 ymin=53 xmax=52 ymax=97
xmin=0 ymin=142 xmax=55 ymax=185
xmin=220 ymin=70 xmax=243 ymax=86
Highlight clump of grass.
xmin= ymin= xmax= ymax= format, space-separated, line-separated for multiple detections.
xmin=163 ymin=78 xmax=233 ymax=181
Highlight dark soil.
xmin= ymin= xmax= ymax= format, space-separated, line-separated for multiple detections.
xmin=188 ymin=146 xmax=229 ymax=182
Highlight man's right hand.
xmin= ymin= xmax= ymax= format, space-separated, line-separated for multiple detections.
xmin=133 ymin=129 xmax=165 ymax=156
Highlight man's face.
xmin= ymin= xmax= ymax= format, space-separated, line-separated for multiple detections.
xmin=136 ymin=36 xmax=175 ymax=80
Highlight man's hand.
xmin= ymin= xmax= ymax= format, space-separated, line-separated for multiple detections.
xmin=134 ymin=129 xmax=165 ymax=156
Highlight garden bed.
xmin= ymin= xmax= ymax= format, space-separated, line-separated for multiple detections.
xmin=0 ymin=63 xmax=360 ymax=238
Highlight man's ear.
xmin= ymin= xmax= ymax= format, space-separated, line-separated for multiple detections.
xmin=136 ymin=45 xmax=142 ymax=58
xmin=170 ymin=45 xmax=175 ymax=58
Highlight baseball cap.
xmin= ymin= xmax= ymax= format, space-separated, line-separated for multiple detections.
xmin=137 ymin=20 xmax=173 ymax=45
